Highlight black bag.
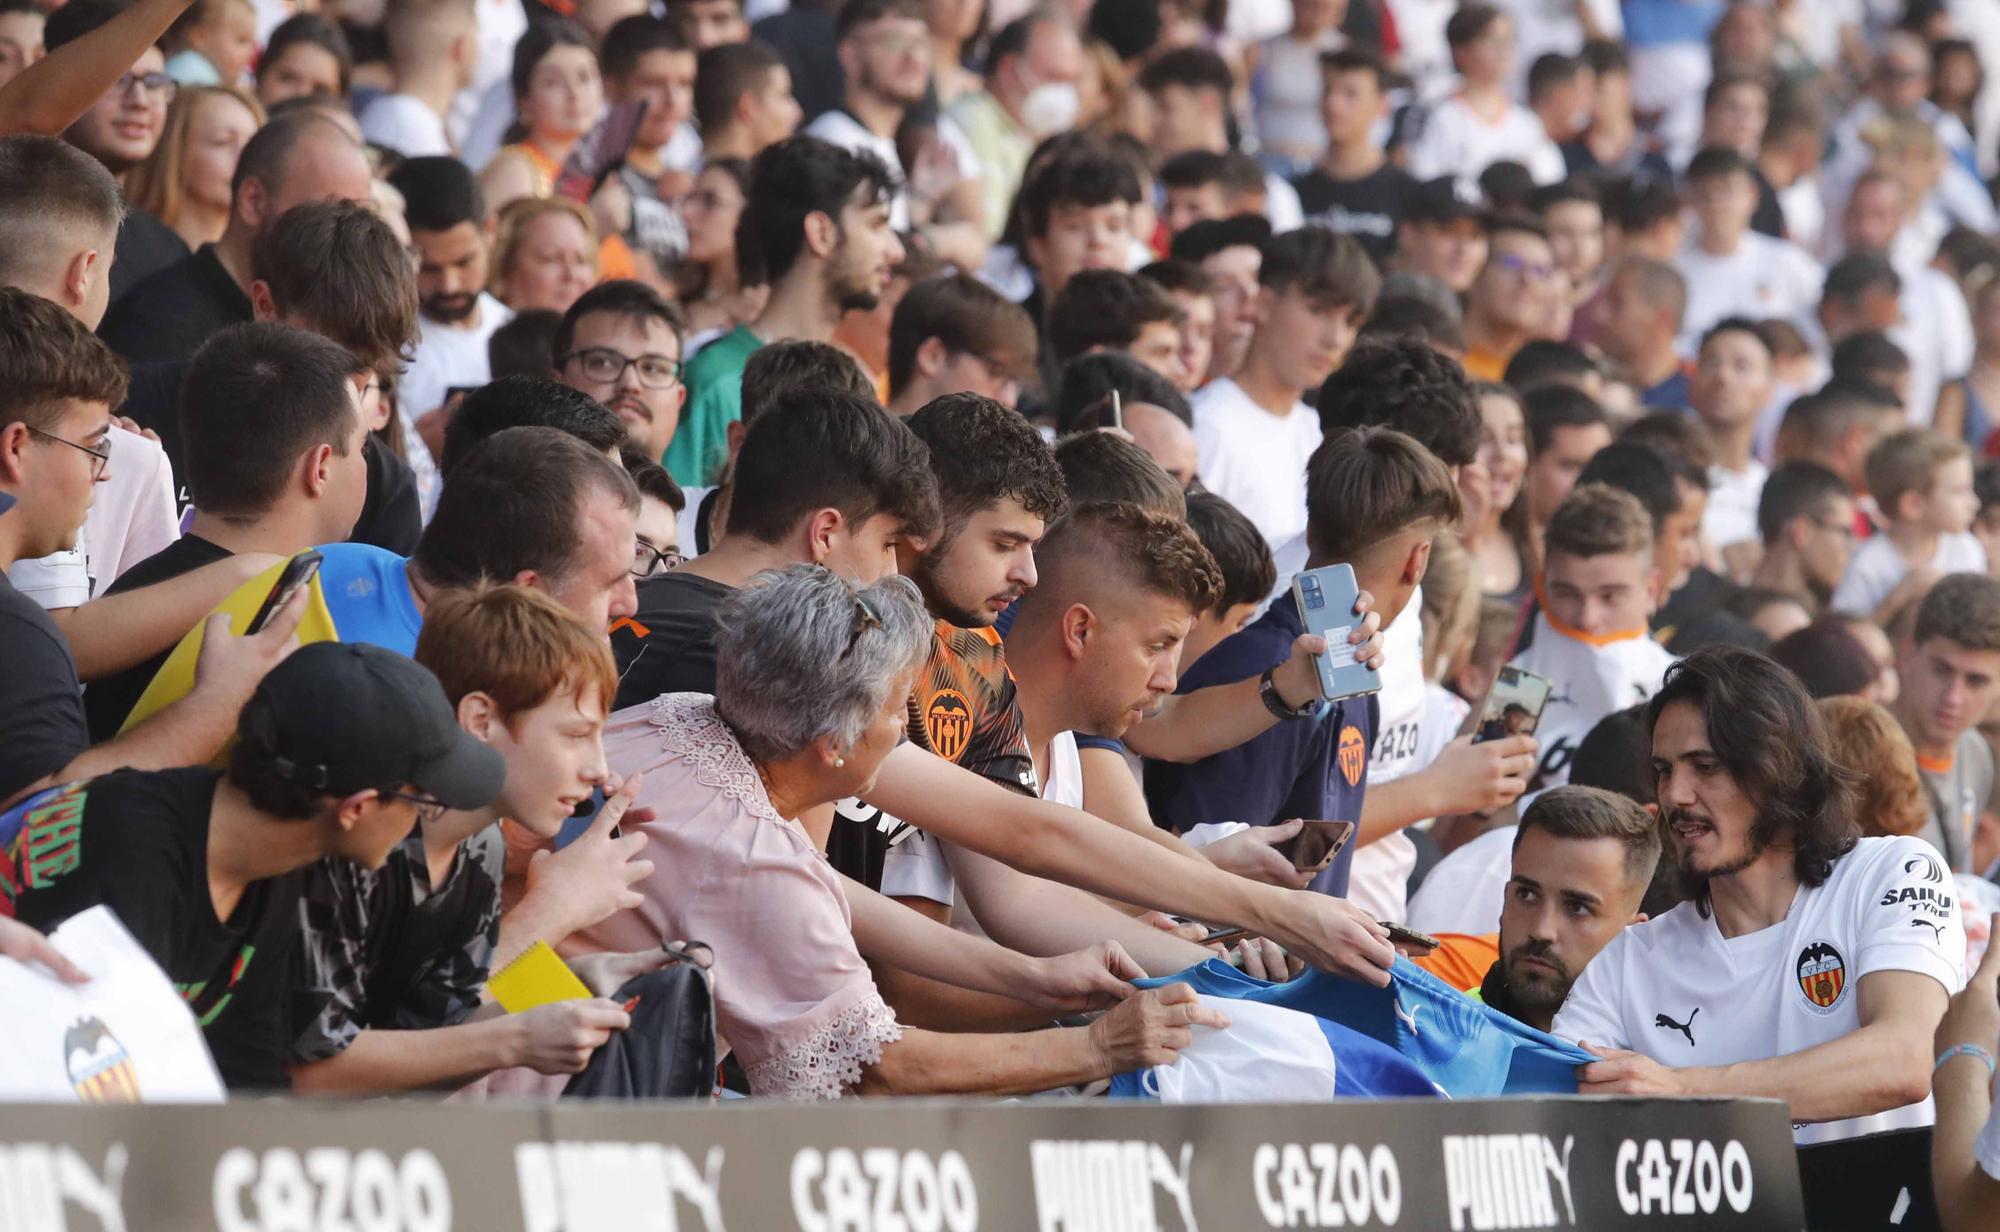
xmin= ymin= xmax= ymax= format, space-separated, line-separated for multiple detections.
xmin=563 ymin=942 xmax=717 ymax=1099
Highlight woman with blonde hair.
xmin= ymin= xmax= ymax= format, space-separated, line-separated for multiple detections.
xmin=1818 ymin=695 xmax=1928 ymax=838
xmin=489 ymin=195 xmax=599 ymax=315
xmin=127 ymin=83 xmax=264 ymax=250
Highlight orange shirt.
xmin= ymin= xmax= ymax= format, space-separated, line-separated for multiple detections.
xmin=1412 ymin=932 xmax=1500 ymax=991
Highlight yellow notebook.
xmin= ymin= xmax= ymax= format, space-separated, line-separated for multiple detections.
xmin=486 ymin=941 xmax=593 ymax=1012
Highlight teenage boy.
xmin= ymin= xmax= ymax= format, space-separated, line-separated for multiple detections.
xmin=885 ymin=273 xmax=1037 ymax=414
xmin=1752 ymin=460 xmax=1860 ymax=610
xmin=1558 ymin=647 xmax=1964 ymax=1144
xmin=1191 ymin=227 xmax=1377 ymax=553
xmin=1290 ymin=48 xmax=1415 ymax=263
xmin=1689 ymin=318 xmax=1776 ymax=560
xmin=1389 ymin=176 xmax=1491 ymax=296
xmin=1832 ymin=429 xmax=1984 ymax=620
xmin=1045 ymin=269 xmax=1186 ymax=386
xmin=674 ymin=135 xmax=902 ymax=486
xmin=1404 ymin=4 xmax=1564 ymax=185
xmin=1460 ymin=214 xmax=1561 ymax=381
xmin=1016 ymin=141 xmax=1144 ymax=324
xmin=0 ymin=288 xmax=299 ymax=808
xmin=389 ymin=156 xmax=511 ymax=430
xmin=1510 ymin=482 xmax=1677 ymax=797
xmin=602 ymin=16 xmax=702 ymax=262
xmin=290 ymin=585 xmax=665 ymax=1093
xmin=1893 ymin=574 xmax=2000 ymax=872
xmin=0 ymin=640 xmax=507 ymax=1088
xmin=552 ymin=280 xmax=686 ymax=464
xmin=1169 ymin=214 xmax=1270 ymax=385
xmin=1136 ymin=48 xmax=1303 ymax=229
xmin=1675 ymin=145 xmax=1820 ymax=350
xmin=1138 ymin=258 xmax=1216 ymax=394
xmin=357 ymin=0 xmax=477 ymax=159
xmin=690 ymin=40 xmax=801 ymax=164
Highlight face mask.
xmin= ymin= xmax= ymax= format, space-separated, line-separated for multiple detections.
xmin=1020 ymin=80 xmax=1079 ymax=137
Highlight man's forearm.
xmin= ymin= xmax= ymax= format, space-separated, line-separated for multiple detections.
xmin=1682 ymin=1020 xmax=1935 ymax=1123
xmin=288 ymin=1022 xmax=520 ymax=1094
xmin=51 ymin=553 xmax=275 ymax=681
xmin=1358 ymin=773 xmax=1441 ymax=845
xmin=1123 ymin=677 xmax=1278 ymax=763
xmin=1932 ymin=1051 xmax=2000 ymax=1231
xmin=844 ymin=877 xmax=1042 ymax=996
xmin=948 ymin=844 xmax=1212 ymax=974
xmin=32 ymin=684 xmax=243 ymax=798
xmin=870 ymin=962 xmax=1059 ymax=1033
xmin=0 ymin=0 xmax=190 ymax=135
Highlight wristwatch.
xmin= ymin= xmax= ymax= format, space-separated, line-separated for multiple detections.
xmin=1259 ymin=666 xmax=1317 ymax=720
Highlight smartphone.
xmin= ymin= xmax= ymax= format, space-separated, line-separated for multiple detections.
xmin=555 ymin=99 xmax=648 ymax=202
xmin=1291 ymin=564 xmax=1381 ymax=701
xmin=1201 ymin=924 xmax=1253 ymax=947
xmin=553 ymin=787 xmax=614 ymax=849
xmin=1276 ymin=819 xmax=1356 ymax=871
xmin=245 ymin=550 xmax=321 ymax=635
xmin=1381 ymin=921 xmax=1441 ymax=954
xmin=1473 ymin=665 xmax=1553 ymax=744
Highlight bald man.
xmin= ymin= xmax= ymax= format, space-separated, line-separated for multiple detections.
xmin=1597 ymin=256 xmax=1690 ymax=409
xmin=101 ymin=111 xmax=376 ymax=364
xmin=1124 ymin=400 xmax=1198 ymax=489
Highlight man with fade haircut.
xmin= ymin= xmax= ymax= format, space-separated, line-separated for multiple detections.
xmin=673 ymin=135 xmax=902 ymax=487
xmin=1016 ymin=140 xmax=1145 ymax=328
xmin=552 ymin=280 xmax=687 ymax=464
xmin=690 ymin=40 xmax=801 ymax=164
xmin=388 ymin=156 xmax=511 ymax=442
xmin=357 ymin=0 xmax=477 ymax=160
xmin=0 ymin=135 xmax=125 ymax=331
xmin=1894 ymin=574 xmax=2000 ymax=873
xmin=1596 ymin=256 xmax=1691 ymax=409
xmin=886 ymin=273 xmax=1037 ymax=415
xmin=1044 ymin=269 xmax=1187 ymax=388
xmin=1752 ymin=460 xmax=1860 ymax=612
xmin=1775 ymin=380 xmax=1903 ymax=525
xmin=1408 ymin=785 xmax=1660 ymax=1034
xmin=1558 ymin=646 xmax=1965 ymax=1145
xmin=1510 ymin=483 xmax=1677 ymax=801
xmin=99 ymin=110 xmax=375 ymax=365
xmin=1291 ymin=47 xmax=1415 ymax=263
xmin=1192 ymin=227 xmax=1378 ymax=556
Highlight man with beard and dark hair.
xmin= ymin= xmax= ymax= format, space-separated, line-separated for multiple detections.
xmin=1556 ymin=645 xmax=1966 ymax=1144
xmin=671 ymin=135 xmax=901 ymax=488
xmin=552 ymin=280 xmax=685 ymax=465
xmin=388 ymin=156 xmax=510 ymax=432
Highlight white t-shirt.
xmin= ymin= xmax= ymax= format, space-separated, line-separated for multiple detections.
xmin=1703 ymin=459 xmax=1769 ymax=552
xmin=1190 ymin=378 xmax=1321 ymax=552
xmin=1347 ymin=599 xmax=1429 ymax=922
xmin=359 ymin=93 xmax=452 ymax=158
xmin=1403 ymin=94 xmax=1566 ymax=185
xmin=802 ymin=109 xmax=984 ymax=236
xmin=1674 ymin=231 xmax=1824 ymax=352
xmin=9 ymin=429 xmax=179 ymax=607
xmin=399 ymin=294 xmax=514 ymax=428
xmin=1830 ymin=531 xmax=1988 ymax=617
xmin=1554 ymin=834 xmax=1967 ymax=1144
xmin=879 ymin=729 xmax=1077 ymax=914
xmin=1407 ymin=823 xmax=1515 ymax=937
xmin=1509 ymin=611 xmax=1677 ymax=803
xmin=450 ymin=0 xmax=527 ymax=160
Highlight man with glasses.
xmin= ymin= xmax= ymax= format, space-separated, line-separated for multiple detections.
xmin=1753 ymin=461 xmax=1860 ymax=612
xmin=1460 ymin=215 xmax=1561 ymax=382
xmin=45 ymin=0 xmax=185 ymax=303
xmin=1 ymin=640 xmax=507 ymax=1089
xmin=553 ymin=281 xmax=687 ymax=464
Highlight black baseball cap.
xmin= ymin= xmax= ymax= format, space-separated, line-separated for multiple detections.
xmin=1404 ymin=176 xmax=1490 ymax=225
xmin=237 ymin=642 xmax=506 ymax=809
xmin=1169 ymin=213 xmax=1273 ymax=264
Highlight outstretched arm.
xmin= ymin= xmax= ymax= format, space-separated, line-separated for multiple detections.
xmin=0 ymin=0 xmax=191 ymax=136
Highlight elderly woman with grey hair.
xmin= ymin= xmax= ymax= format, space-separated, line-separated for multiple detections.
xmin=576 ymin=565 xmax=1228 ymax=1098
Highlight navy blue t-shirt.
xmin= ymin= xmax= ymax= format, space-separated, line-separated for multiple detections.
xmin=1144 ymin=600 xmax=1377 ymax=897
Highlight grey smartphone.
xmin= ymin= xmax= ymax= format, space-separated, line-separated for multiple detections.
xmin=1291 ymin=563 xmax=1381 ymax=701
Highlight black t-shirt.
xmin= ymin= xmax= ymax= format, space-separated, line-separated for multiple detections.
xmin=118 ymin=360 xmax=189 ymax=507
xmin=0 ymin=568 xmax=87 ymax=804
xmin=611 ymin=570 xmax=734 ymax=710
xmin=1291 ymin=163 xmax=1418 ymax=261
xmin=98 ymin=244 xmax=252 ymax=366
xmin=83 ymin=534 xmax=233 ymax=741
xmin=109 ymin=205 xmax=190 ymax=308
xmin=0 ymin=767 xmax=302 ymax=1088
xmin=352 ymin=437 xmax=422 ymax=555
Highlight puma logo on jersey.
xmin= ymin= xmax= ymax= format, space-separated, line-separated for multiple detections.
xmin=1910 ymin=919 xmax=1946 ymax=941
xmin=1393 ymin=997 xmax=1421 ymax=1038
xmin=1653 ymin=1008 xmax=1697 ymax=1047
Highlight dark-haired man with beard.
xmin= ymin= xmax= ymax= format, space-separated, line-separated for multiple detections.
xmin=388 ymin=156 xmax=512 ymax=434
xmin=1555 ymin=646 xmax=1966 ymax=1143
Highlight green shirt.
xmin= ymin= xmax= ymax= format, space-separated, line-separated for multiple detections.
xmin=667 ymin=324 xmax=760 ymax=486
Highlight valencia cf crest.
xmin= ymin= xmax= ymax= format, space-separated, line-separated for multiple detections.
xmin=1338 ymin=726 xmax=1366 ymax=787
xmin=1795 ymin=940 xmax=1847 ymax=1015
xmin=63 ymin=1016 xmax=140 ymax=1103
xmin=925 ymin=689 xmax=973 ymax=762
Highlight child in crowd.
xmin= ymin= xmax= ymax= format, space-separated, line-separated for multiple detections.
xmin=162 ymin=0 xmax=256 ymax=87
xmin=1831 ymin=429 xmax=1985 ymax=619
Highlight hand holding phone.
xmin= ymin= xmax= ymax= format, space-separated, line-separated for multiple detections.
xmin=246 ymin=550 xmax=321 ymax=635
xmin=1275 ymin=819 xmax=1356 ymax=871
xmin=1291 ymin=564 xmax=1382 ymax=701
xmin=1473 ymin=665 xmax=1553 ymax=743
xmin=1380 ymin=921 xmax=1440 ymax=954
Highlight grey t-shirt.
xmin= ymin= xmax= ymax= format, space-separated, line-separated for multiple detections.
xmin=1917 ymin=728 xmax=1995 ymax=872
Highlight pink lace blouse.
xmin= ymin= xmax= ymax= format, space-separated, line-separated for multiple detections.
xmin=574 ymin=694 xmax=904 ymax=1100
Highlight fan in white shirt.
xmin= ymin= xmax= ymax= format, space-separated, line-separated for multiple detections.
xmin=1402 ymin=9 xmax=1565 ymax=185
xmin=1689 ymin=319 xmax=1778 ymax=559
xmin=1829 ymin=436 xmax=1985 ymax=618
xmin=1676 ymin=147 xmax=1823 ymax=351
xmin=1556 ymin=647 xmax=1964 ymax=1145
xmin=361 ymin=0 xmax=479 ymax=161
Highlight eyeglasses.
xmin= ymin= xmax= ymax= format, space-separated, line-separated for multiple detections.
xmin=1493 ymin=253 xmax=1556 ymax=283
xmin=561 ymin=347 xmax=682 ymax=390
xmin=841 ymin=584 xmax=884 ymax=661
xmin=631 ymin=536 xmax=685 ymax=578
xmin=1812 ymin=517 xmax=1859 ymax=542
xmin=384 ymin=790 xmax=448 ymax=825
xmin=29 ymin=427 xmax=110 ymax=481
xmin=116 ymin=71 xmax=176 ymax=102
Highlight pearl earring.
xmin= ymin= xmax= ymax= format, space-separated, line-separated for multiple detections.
xmin=835 ymin=757 xmax=846 ymax=767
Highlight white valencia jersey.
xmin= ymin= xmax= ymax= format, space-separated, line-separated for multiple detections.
xmin=1509 ymin=612 xmax=1676 ymax=802
xmin=1554 ymin=836 xmax=1967 ymax=1144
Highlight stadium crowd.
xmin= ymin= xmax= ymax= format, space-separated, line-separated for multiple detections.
xmin=13 ymin=0 xmax=2000 ymax=1213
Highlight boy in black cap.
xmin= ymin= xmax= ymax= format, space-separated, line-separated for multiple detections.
xmin=1390 ymin=176 xmax=1491 ymax=295
xmin=0 ymin=640 xmax=505 ymax=1089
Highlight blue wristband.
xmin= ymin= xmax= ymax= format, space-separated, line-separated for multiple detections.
xmin=1935 ymin=1043 xmax=1997 ymax=1076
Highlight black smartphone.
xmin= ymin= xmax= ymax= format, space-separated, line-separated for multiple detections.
xmin=1381 ymin=921 xmax=1441 ymax=953
xmin=555 ymin=99 xmax=648 ymax=202
xmin=1277 ymin=820 xmax=1357 ymax=871
xmin=245 ymin=550 xmax=321 ymax=635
